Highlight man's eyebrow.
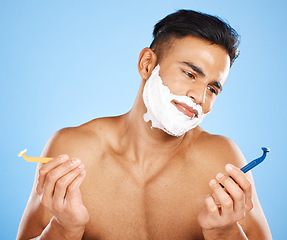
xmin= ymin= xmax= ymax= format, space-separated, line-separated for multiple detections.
xmin=211 ymin=81 xmax=223 ymax=92
xmin=182 ymin=61 xmax=206 ymax=77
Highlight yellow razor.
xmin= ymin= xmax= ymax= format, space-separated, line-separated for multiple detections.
xmin=18 ymin=149 xmax=53 ymax=163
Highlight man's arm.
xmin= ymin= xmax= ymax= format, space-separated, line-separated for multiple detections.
xmin=198 ymin=136 xmax=272 ymax=240
xmin=16 ymin=129 xmax=89 ymax=240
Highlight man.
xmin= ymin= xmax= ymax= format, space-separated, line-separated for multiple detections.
xmin=17 ymin=10 xmax=272 ymax=240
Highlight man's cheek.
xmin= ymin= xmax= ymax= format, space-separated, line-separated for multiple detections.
xmin=203 ymin=101 xmax=215 ymax=114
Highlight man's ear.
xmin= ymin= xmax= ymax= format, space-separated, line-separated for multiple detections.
xmin=138 ymin=48 xmax=157 ymax=81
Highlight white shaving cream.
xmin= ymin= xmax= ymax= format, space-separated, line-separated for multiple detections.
xmin=143 ymin=65 xmax=207 ymax=137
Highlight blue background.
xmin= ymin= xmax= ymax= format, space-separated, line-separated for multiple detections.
xmin=1 ymin=0 xmax=286 ymax=239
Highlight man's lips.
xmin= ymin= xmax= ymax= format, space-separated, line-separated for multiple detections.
xmin=172 ymin=100 xmax=199 ymax=118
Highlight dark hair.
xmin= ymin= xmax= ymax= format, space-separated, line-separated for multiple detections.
xmin=150 ymin=10 xmax=240 ymax=66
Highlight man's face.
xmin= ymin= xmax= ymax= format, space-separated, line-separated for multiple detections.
xmin=157 ymin=36 xmax=230 ymax=115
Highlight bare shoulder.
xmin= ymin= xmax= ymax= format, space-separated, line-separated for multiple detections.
xmin=41 ymin=116 xmax=119 ymax=163
xmin=193 ymin=129 xmax=248 ymax=170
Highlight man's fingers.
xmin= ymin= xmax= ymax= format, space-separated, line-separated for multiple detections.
xmin=53 ymin=163 xmax=85 ymax=208
xmin=209 ymin=179 xmax=233 ymax=217
xmin=41 ymin=158 xmax=82 ymax=199
xmin=66 ymin=170 xmax=86 ymax=202
xmin=205 ymin=195 xmax=220 ymax=219
xmin=216 ymin=173 xmax=245 ymax=216
xmin=36 ymin=154 xmax=69 ymax=194
xmin=225 ymin=164 xmax=253 ymax=211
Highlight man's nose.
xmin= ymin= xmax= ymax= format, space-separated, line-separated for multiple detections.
xmin=187 ymin=84 xmax=206 ymax=104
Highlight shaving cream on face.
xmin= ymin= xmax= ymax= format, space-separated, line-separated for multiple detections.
xmin=143 ymin=65 xmax=207 ymax=137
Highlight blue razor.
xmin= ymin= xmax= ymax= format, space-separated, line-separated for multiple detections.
xmin=240 ymin=147 xmax=270 ymax=173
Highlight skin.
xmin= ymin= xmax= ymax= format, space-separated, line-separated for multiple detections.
xmin=17 ymin=36 xmax=272 ymax=240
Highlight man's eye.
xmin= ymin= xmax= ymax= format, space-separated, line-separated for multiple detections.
xmin=207 ymin=86 xmax=218 ymax=95
xmin=183 ymin=70 xmax=195 ymax=79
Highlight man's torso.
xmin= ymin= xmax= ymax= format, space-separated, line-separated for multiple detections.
xmin=63 ymin=116 xmax=232 ymax=239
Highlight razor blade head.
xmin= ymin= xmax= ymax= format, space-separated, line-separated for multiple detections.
xmin=261 ymin=147 xmax=270 ymax=153
xmin=18 ymin=149 xmax=27 ymax=157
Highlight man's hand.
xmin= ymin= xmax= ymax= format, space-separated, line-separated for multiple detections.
xmin=36 ymin=154 xmax=89 ymax=238
xmin=198 ymin=164 xmax=253 ymax=239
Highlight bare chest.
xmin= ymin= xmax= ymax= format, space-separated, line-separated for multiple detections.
xmin=81 ymin=157 xmax=213 ymax=240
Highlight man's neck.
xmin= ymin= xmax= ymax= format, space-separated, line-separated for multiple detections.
xmin=114 ymin=88 xmax=198 ymax=183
